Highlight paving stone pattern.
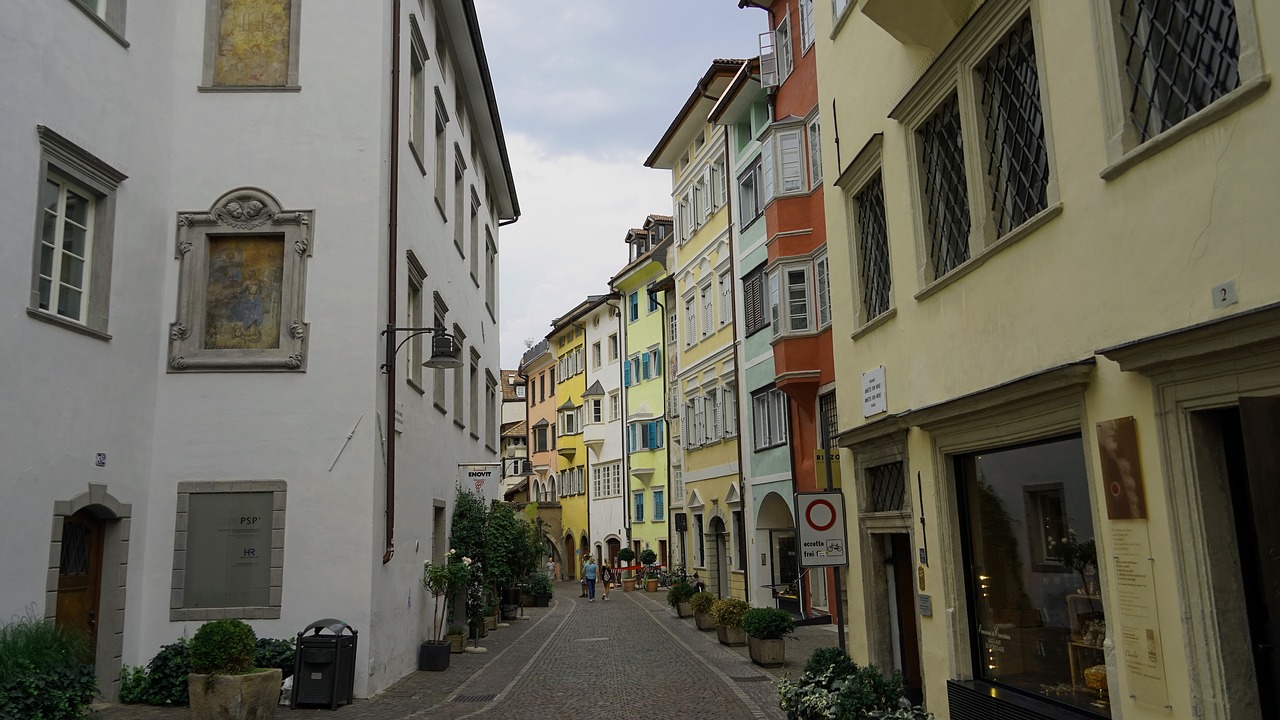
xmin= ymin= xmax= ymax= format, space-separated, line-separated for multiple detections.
xmin=96 ymin=580 xmax=855 ymax=720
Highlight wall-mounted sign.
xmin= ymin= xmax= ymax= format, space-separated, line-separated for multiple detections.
xmin=459 ymin=463 xmax=501 ymax=498
xmin=815 ymin=450 xmax=842 ymax=488
xmin=1097 ymin=416 xmax=1148 ymax=519
xmin=918 ymin=594 xmax=933 ymax=617
xmin=1110 ymin=522 xmax=1168 ymax=707
xmin=795 ymin=491 xmax=848 ymax=567
xmin=862 ymin=365 xmax=886 ymax=418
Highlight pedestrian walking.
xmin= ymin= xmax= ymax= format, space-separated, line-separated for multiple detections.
xmin=600 ymin=560 xmax=614 ymax=601
xmin=583 ymin=556 xmax=598 ymax=602
xmin=545 ymin=555 xmax=556 ymax=580
xmin=580 ymin=554 xmax=589 ymax=597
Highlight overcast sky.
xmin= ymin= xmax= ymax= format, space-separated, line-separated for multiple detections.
xmin=473 ymin=1 xmax=766 ymax=369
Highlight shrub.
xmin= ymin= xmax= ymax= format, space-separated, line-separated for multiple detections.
xmin=742 ymin=607 xmax=795 ymax=640
xmin=666 ymin=581 xmax=695 ymax=608
xmin=709 ymin=597 xmax=751 ymax=628
xmin=189 ymin=619 xmax=256 ymax=675
xmin=689 ymin=591 xmax=717 ymax=615
xmin=526 ymin=570 xmax=553 ymax=596
xmin=777 ymin=647 xmax=907 ymax=720
xmin=254 ymin=637 xmax=295 ymax=679
xmin=118 ymin=638 xmax=191 ymax=706
xmin=870 ymin=697 xmax=934 ymax=719
xmin=638 ymin=548 xmax=657 ymax=566
xmin=0 ymin=611 xmax=98 ymax=719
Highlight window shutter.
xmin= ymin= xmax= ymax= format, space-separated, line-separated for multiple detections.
xmin=624 ymin=359 xmax=631 ymax=386
xmin=641 ymin=353 xmax=650 ymax=379
xmin=761 ymin=136 xmax=775 ymax=202
xmin=702 ymin=288 xmax=713 ymax=337
xmin=779 ymin=130 xmax=804 ymax=193
xmin=759 ymin=31 xmax=778 ymax=88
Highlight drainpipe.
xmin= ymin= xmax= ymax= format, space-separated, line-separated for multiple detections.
xmin=383 ymin=0 xmax=402 ymax=565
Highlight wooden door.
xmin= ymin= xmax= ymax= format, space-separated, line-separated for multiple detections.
xmin=1239 ymin=397 xmax=1280 ymax=717
xmin=55 ymin=509 xmax=104 ymax=663
xmin=890 ymin=534 xmax=922 ymax=700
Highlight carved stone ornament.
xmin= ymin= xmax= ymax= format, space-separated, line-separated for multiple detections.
xmin=169 ymin=187 xmax=313 ymax=373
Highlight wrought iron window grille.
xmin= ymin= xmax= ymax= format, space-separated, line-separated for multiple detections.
xmin=867 ymin=461 xmax=906 ymax=513
xmin=855 ymin=175 xmax=891 ymax=320
xmin=918 ymin=95 xmax=971 ymax=280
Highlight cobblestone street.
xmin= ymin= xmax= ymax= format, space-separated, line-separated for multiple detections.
xmin=94 ymin=581 xmax=841 ymax=719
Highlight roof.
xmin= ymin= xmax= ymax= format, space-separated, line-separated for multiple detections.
xmin=532 ymin=418 xmax=549 ymax=428
xmin=453 ymin=0 xmax=520 ymax=221
xmin=550 ymin=294 xmax=615 ymax=334
xmin=501 ymin=369 xmax=525 ymax=401
xmin=519 ymin=339 xmax=551 ymax=372
xmin=581 ymin=380 xmax=605 ymax=397
xmin=611 ymin=234 xmax=672 ymax=286
xmin=645 ymin=59 xmax=748 ymax=169
xmin=502 ymin=420 xmax=527 ymax=438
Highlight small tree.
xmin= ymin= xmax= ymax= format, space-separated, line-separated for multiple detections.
xmin=449 ymin=486 xmax=489 ymax=631
xmin=422 ymin=551 xmax=472 ymax=642
xmin=639 ymin=548 xmax=657 ymax=568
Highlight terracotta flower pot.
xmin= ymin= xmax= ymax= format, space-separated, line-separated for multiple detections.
xmin=623 ymin=580 xmax=635 ymax=592
xmin=717 ymin=625 xmax=746 ymax=647
xmin=747 ymin=634 xmax=786 ymax=668
xmin=645 ymin=578 xmax=659 ymax=592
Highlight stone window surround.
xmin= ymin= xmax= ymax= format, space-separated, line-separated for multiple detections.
xmin=47 ymin=483 xmax=132 ymax=702
xmin=67 ymin=0 xmax=129 ymax=47
xmin=835 ymin=133 xmax=898 ymax=337
xmin=889 ymin=0 xmax=1063 ymax=299
xmin=29 ymin=126 xmax=128 ymax=341
xmin=199 ymin=0 xmax=302 ymax=92
xmin=171 ymin=479 xmax=286 ymax=622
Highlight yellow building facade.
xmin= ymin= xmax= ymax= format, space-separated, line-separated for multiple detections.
xmin=815 ymin=1 xmax=1279 ymax=719
xmin=647 ymin=61 xmax=748 ymax=600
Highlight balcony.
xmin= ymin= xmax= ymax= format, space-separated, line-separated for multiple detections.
xmin=582 ymin=422 xmax=607 ymax=454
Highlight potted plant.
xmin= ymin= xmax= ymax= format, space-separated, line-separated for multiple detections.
xmin=742 ymin=607 xmax=795 ymax=668
xmin=484 ymin=595 xmax=499 ymax=631
xmin=616 ymin=547 xmax=636 ymax=591
xmin=420 ymin=552 xmax=470 ymax=671
xmin=666 ymin=580 xmax=696 ymax=618
xmin=527 ymin=570 xmax=553 ymax=607
xmin=445 ymin=624 xmax=468 ymax=654
xmin=690 ymin=591 xmax=717 ymax=631
xmin=187 ymin=619 xmax=280 ymax=720
xmin=639 ymin=548 xmax=659 ymax=592
xmin=710 ymin=597 xmax=750 ymax=647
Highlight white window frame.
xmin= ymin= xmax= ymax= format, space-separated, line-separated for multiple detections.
xmin=684 ymin=294 xmax=698 ymax=347
xmin=799 ymin=0 xmax=815 ymax=52
xmin=815 ymin=254 xmax=831 ymax=329
xmin=775 ymin=11 xmax=794 ymax=85
xmin=610 ymin=391 xmax=621 ymax=421
xmin=593 ymin=341 xmax=602 ymax=369
xmin=776 ymin=127 xmax=806 ymax=195
xmin=752 ymin=387 xmax=789 ymax=451
xmin=718 ymin=270 xmax=733 ymax=327
xmin=700 ymin=282 xmax=714 ymax=338
xmin=806 ymin=114 xmax=823 ymax=187
xmin=608 ymin=333 xmax=619 ymax=361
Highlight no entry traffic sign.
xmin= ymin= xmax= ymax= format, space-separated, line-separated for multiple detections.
xmin=795 ymin=491 xmax=848 ymax=567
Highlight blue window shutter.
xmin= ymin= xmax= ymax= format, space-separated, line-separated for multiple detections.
xmin=624 ymin=361 xmax=631 ymax=386
xmin=641 ymin=354 xmax=650 ymax=380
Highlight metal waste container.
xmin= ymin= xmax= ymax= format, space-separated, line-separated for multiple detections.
xmin=291 ymin=618 xmax=357 ymax=709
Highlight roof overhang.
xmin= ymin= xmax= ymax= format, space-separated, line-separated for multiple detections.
xmin=645 ymin=60 xmax=746 ymax=169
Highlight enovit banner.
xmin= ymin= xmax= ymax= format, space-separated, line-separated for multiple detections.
xmin=459 ymin=463 xmax=501 ymax=500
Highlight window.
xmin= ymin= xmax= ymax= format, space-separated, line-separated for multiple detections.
xmin=610 ymin=391 xmax=620 ymax=421
xmin=725 ymin=383 xmax=739 ymax=437
xmin=590 ymin=398 xmax=603 ymax=424
xmin=173 ymin=480 xmax=285 ymax=620
xmin=484 ymin=230 xmax=496 ymax=315
xmin=775 ymin=13 xmax=794 ymax=84
xmin=30 ymin=128 xmax=125 ymax=337
xmin=770 ymin=265 xmax=811 ymax=336
xmin=559 ymin=406 xmax=581 ymax=435
xmin=707 ymin=388 xmax=721 ymax=442
xmin=695 ymin=514 xmax=705 ymax=566
xmin=648 ymin=290 xmax=659 ymax=314
xmin=684 ymin=295 xmax=697 ymax=347
xmin=433 ymin=295 xmax=448 ymax=409
xmin=629 ymin=291 xmax=639 ymax=322
xmin=202 ymin=0 xmax=300 ymax=89
xmin=608 ymin=333 xmax=619 ymax=361
xmin=743 ymin=266 xmax=768 ymax=336
xmin=634 ymin=492 xmax=645 ymax=523
xmin=833 ymin=0 xmax=851 ymax=22
xmin=469 ymin=351 xmax=480 ymax=438
xmin=653 ymin=488 xmax=665 ymax=522
xmin=407 ymin=254 xmax=426 ymax=386
xmin=453 ymin=150 xmax=467 ymax=257
xmin=434 ymin=90 xmax=449 ymax=211
xmin=807 ymin=115 xmax=823 ymax=186
xmin=469 ymin=190 xmax=480 ymax=281
xmin=894 ymin=9 xmax=1054 ymax=285
xmin=712 ymin=157 xmax=727 ymax=208
xmin=408 ymin=21 xmax=427 ymax=169
xmin=534 ymin=425 xmax=549 ymax=452
xmin=70 ymin=0 xmax=127 ymax=40
xmin=957 ymin=435 xmax=1104 ymax=717
xmin=630 ymin=420 xmax=664 ymax=451
xmin=753 ymin=387 xmax=789 ymax=450
xmin=647 ymin=347 xmax=662 ymax=379
xmin=799 ymin=0 xmax=815 ymax=51
xmin=641 ymin=352 xmax=651 ymax=380
xmin=777 ymin=128 xmax=805 ymax=195
xmin=452 ymin=326 xmax=466 ymax=420
xmin=718 ymin=271 xmax=733 ymax=326
xmin=485 ymin=372 xmax=498 ymax=449
xmin=700 ymin=283 xmax=714 ymax=338
xmin=673 ymin=470 xmax=685 ymax=504
xmin=815 ymin=255 xmax=831 ymax=328
xmin=593 ymin=341 xmax=602 ymax=369
xmin=668 ymin=307 xmax=678 ymax=348
xmin=739 ymin=157 xmax=764 ymax=226
xmin=852 ymin=173 xmax=892 ymax=323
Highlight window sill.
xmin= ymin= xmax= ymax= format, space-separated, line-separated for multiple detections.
xmin=454 ymin=419 xmax=466 ymax=430
xmin=470 ymin=272 xmax=479 ymax=288
xmin=406 ymin=377 xmax=425 ymax=395
xmin=850 ymin=307 xmax=896 ymax=342
xmin=434 ymin=400 xmax=448 ymax=415
xmin=27 ymin=308 xmax=111 ymax=341
xmin=753 ymin=442 xmax=787 ymax=453
xmin=454 ymin=239 xmax=465 ymax=259
xmin=409 ymin=142 xmax=427 ymax=176
xmin=470 ymin=431 xmax=480 ymax=441
xmin=198 ymin=85 xmax=301 ymax=93
xmin=67 ymin=1 xmax=129 ymax=47
xmin=915 ymin=202 xmax=1063 ymax=302
xmin=1101 ymin=74 xmax=1270 ymax=181
xmin=434 ymin=195 xmax=448 ymax=222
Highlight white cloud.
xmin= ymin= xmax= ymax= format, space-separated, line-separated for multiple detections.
xmin=497 ymin=132 xmax=671 ymax=368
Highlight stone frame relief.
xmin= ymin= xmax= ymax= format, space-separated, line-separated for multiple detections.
xmin=170 ymin=188 xmax=312 ymax=372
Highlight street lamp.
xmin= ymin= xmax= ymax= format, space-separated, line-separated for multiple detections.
xmin=381 ymin=323 xmax=462 ymax=373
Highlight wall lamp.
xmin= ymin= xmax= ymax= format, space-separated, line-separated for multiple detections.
xmin=381 ymin=323 xmax=462 ymax=372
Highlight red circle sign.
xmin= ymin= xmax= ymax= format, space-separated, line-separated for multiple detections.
xmin=805 ymin=499 xmax=837 ymax=531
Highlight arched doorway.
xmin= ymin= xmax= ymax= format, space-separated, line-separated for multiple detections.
xmin=56 ymin=508 xmax=104 ymax=662
xmin=756 ymin=491 xmax=798 ymax=613
xmin=708 ymin=515 xmax=728 ymax=597
xmin=606 ymin=538 xmax=621 ymax=568
xmin=547 ymin=476 xmax=557 ymax=502
xmin=564 ymin=534 xmax=576 ymax=579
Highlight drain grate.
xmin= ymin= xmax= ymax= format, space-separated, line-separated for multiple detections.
xmin=730 ymin=676 xmax=774 ymax=683
xmin=453 ymin=693 xmax=497 ymax=703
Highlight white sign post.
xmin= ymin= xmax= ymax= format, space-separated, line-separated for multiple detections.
xmin=796 ymin=491 xmax=849 ymax=567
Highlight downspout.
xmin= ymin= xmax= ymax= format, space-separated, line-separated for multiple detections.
xmin=722 ymin=128 xmax=752 ymax=600
xmin=383 ymin=0 xmax=402 ymax=565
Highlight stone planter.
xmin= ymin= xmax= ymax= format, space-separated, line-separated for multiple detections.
xmin=676 ymin=601 xmax=694 ymax=618
xmin=500 ymin=604 xmax=519 ymax=621
xmin=188 ymin=669 xmax=281 ymax=720
xmin=447 ymin=634 xmax=466 ymax=653
xmin=532 ymin=593 xmax=551 ymax=607
xmin=485 ymin=614 xmax=498 ymax=631
xmin=747 ymin=635 xmax=786 ymax=668
xmin=717 ymin=625 xmax=747 ymax=647
xmin=418 ymin=640 xmax=450 ymax=671
xmin=645 ymin=578 xmax=659 ymax=592
xmin=694 ymin=611 xmax=716 ymax=631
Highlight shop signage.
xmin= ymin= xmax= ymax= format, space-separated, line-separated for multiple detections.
xmin=458 ymin=463 xmax=501 ymax=496
xmin=795 ymin=491 xmax=849 ymax=567
xmin=1110 ymin=522 xmax=1169 ymax=707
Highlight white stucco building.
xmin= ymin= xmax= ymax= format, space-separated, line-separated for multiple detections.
xmin=0 ymin=0 xmax=517 ymax=701
xmin=584 ymin=298 xmax=626 ymax=565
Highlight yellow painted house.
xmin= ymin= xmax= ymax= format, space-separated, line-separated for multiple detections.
xmin=611 ymin=216 xmax=675 ymax=567
xmin=815 ymin=1 xmax=1280 ymax=719
xmin=646 ymin=60 xmax=747 ymax=601
xmin=548 ymin=296 xmax=608 ymax=574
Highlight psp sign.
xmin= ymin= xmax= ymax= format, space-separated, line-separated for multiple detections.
xmin=795 ymin=491 xmax=849 ymax=568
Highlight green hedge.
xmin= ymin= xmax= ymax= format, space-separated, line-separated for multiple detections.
xmin=120 ymin=635 xmax=295 ymax=706
xmin=0 ymin=612 xmax=98 ymax=719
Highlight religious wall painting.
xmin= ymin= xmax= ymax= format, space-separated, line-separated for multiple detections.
xmin=203 ymin=0 xmax=300 ymax=89
xmin=204 ymin=236 xmax=284 ymax=350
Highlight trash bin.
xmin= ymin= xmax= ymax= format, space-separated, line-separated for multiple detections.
xmin=291 ymin=618 xmax=357 ymax=710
